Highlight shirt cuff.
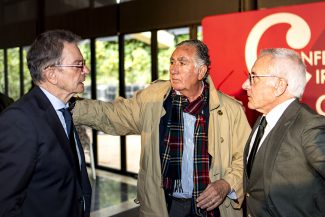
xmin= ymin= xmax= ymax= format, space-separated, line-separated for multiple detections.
xmin=227 ymin=189 xmax=237 ymax=200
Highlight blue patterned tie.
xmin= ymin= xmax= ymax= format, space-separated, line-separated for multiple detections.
xmin=59 ymin=108 xmax=81 ymax=179
xmin=59 ymin=108 xmax=72 ymax=138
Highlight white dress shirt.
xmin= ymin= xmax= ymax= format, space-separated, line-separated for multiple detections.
xmin=247 ymin=98 xmax=296 ymax=158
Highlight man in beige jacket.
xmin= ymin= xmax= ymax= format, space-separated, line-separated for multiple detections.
xmin=73 ymin=40 xmax=251 ymax=217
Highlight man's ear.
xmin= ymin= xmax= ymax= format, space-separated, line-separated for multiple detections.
xmin=198 ymin=65 xmax=208 ymax=81
xmin=43 ymin=68 xmax=58 ymax=85
xmin=274 ymin=78 xmax=288 ymax=97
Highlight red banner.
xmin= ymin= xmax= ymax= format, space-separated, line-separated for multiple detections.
xmin=202 ymin=2 xmax=325 ymax=123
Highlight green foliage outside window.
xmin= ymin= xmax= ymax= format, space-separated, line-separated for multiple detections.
xmin=78 ymin=32 xmax=190 ymax=90
xmin=79 ymin=40 xmax=91 ymax=87
xmin=8 ymin=48 xmax=20 ymax=100
xmin=23 ymin=47 xmax=32 ymax=93
xmin=79 ymin=36 xmax=152 ymax=99
xmin=124 ymin=38 xmax=151 ymax=85
xmin=96 ymin=39 xmax=119 ymax=84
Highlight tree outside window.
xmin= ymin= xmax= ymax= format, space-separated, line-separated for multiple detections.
xmin=8 ymin=48 xmax=20 ymax=100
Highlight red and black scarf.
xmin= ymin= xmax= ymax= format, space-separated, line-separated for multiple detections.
xmin=162 ymin=82 xmax=217 ymax=216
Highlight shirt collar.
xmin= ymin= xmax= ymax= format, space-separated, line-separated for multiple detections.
xmin=265 ymin=98 xmax=295 ymax=129
xmin=39 ymin=87 xmax=68 ymax=110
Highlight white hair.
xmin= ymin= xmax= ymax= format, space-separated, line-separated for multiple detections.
xmin=260 ymin=48 xmax=306 ymax=98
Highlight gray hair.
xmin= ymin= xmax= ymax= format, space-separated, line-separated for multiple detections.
xmin=176 ymin=39 xmax=211 ymax=76
xmin=27 ymin=29 xmax=81 ymax=83
xmin=260 ymin=48 xmax=306 ymax=98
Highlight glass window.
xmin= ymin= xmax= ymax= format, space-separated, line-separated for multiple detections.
xmin=79 ymin=39 xmax=92 ymax=98
xmin=124 ymin=32 xmax=151 ymax=95
xmin=126 ymin=135 xmax=141 ymax=173
xmin=124 ymin=32 xmax=151 ymax=173
xmin=96 ymin=36 xmax=119 ymax=101
xmin=78 ymin=39 xmax=94 ymax=164
xmin=0 ymin=50 xmax=4 ymax=93
xmin=23 ymin=46 xmax=32 ymax=94
xmin=95 ymin=36 xmax=121 ymax=169
xmin=158 ymin=27 xmax=190 ymax=80
xmin=7 ymin=48 xmax=20 ymax=100
xmin=197 ymin=26 xmax=203 ymax=41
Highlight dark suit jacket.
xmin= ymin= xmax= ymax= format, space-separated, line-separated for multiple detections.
xmin=0 ymin=92 xmax=14 ymax=113
xmin=0 ymin=86 xmax=92 ymax=217
xmin=244 ymin=99 xmax=325 ymax=217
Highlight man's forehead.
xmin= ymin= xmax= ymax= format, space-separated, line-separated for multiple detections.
xmin=171 ymin=46 xmax=195 ymax=59
xmin=170 ymin=55 xmax=190 ymax=61
xmin=62 ymin=43 xmax=82 ymax=56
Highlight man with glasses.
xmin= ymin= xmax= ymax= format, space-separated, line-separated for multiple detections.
xmin=242 ymin=48 xmax=325 ymax=217
xmin=0 ymin=29 xmax=91 ymax=217
xmin=72 ymin=39 xmax=251 ymax=217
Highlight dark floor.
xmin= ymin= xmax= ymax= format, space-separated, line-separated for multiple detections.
xmin=89 ymin=170 xmax=139 ymax=217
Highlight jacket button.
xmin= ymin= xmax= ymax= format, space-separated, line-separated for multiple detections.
xmin=246 ymin=193 xmax=250 ymax=198
xmin=217 ymin=110 xmax=223 ymax=115
xmin=220 ymin=137 xmax=224 ymax=143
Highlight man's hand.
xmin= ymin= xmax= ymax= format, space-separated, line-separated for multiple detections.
xmin=196 ymin=179 xmax=231 ymax=211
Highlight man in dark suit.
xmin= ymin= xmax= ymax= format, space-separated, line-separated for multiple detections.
xmin=242 ymin=48 xmax=325 ymax=217
xmin=0 ymin=29 xmax=92 ymax=217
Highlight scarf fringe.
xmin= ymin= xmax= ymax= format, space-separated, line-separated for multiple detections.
xmin=173 ymin=179 xmax=183 ymax=193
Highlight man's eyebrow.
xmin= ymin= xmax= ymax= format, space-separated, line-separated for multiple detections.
xmin=177 ymin=56 xmax=189 ymax=61
xmin=72 ymin=59 xmax=84 ymax=64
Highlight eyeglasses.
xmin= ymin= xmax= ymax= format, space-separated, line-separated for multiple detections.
xmin=54 ymin=59 xmax=86 ymax=69
xmin=45 ymin=60 xmax=86 ymax=70
xmin=248 ymin=73 xmax=278 ymax=85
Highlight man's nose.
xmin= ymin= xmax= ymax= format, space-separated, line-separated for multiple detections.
xmin=170 ymin=65 xmax=178 ymax=74
xmin=242 ymin=79 xmax=251 ymax=90
xmin=83 ymin=65 xmax=90 ymax=75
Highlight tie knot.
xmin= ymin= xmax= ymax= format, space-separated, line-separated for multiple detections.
xmin=259 ymin=116 xmax=267 ymax=128
xmin=59 ymin=107 xmax=69 ymax=113
xmin=59 ymin=107 xmax=72 ymax=117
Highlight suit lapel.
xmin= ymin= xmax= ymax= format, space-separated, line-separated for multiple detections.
xmin=262 ymin=100 xmax=301 ymax=196
xmin=32 ymin=87 xmax=81 ymax=177
xmin=244 ymin=117 xmax=261 ymax=178
xmin=244 ymin=118 xmax=261 ymax=161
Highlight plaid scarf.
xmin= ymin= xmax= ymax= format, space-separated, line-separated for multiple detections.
xmin=162 ymin=82 xmax=216 ymax=216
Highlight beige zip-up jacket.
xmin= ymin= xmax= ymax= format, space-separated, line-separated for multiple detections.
xmin=73 ymin=78 xmax=251 ymax=217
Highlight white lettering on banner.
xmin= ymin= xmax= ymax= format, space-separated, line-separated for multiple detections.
xmin=316 ymin=69 xmax=325 ymax=84
xmin=245 ymin=13 xmax=311 ymax=73
xmin=301 ymin=51 xmax=325 ymax=84
xmin=301 ymin=50 xmax=325 ymax=66
xmin=316 ymin=95 xmax=325 ymax=115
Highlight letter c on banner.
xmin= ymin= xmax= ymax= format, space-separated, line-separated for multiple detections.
xmin=245 ymin=13 xmax=311 ymax=72
xmin=316 ymin=95 xmax=325 ymax=116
